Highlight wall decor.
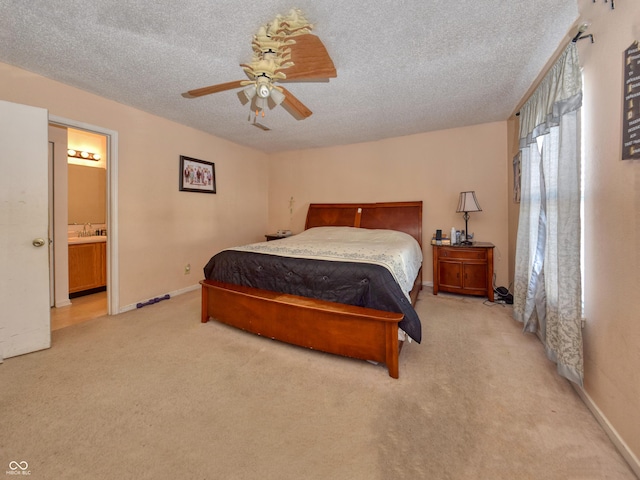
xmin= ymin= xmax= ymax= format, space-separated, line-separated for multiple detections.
xmin=179 ymin=155 xmax=216 ymax=193
xmin=623 ymin=41 xmax=640 ymax=160
xmin=513 ymin=152 xmax=521 ymax=203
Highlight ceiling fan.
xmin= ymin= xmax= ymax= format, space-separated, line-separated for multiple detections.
xmin=182 ymin=9 xmax=337 ymax=120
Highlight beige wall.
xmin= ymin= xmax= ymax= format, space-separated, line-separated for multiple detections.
xmin=575 ymin=0 xmax=640 ymax=465
xmin=0 ymin=62 xmax=269 ymax=308
xmin=268 ymin=122 xmax=510 ymax=288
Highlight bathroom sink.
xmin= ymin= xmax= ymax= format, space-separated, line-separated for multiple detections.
xmin=68 ymin=235 xmax=107 ymax=245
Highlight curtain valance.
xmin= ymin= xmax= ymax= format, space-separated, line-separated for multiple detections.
xmin=519 ymin=43 xmax=582 ymax=147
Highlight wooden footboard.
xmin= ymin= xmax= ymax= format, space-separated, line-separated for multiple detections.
xmin=200 ymin=279 xmax=404 ymax=378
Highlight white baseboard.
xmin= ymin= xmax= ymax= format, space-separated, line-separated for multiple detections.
xmin=573 ymin=384 xmax=640 ymax=478
xmin=118 ymin=283 xmax=201 ymax=314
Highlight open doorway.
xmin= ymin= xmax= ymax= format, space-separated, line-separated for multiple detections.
xmin=52 ymin=127 xmax=107 ymax=330
xmin=47 ymin=118 xmax=119 ymax=329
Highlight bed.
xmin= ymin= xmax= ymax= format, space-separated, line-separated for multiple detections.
xmin=200 ymin=201 xmax=423 ymax=378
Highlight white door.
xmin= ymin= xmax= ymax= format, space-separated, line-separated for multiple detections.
xmin=0 ymin=100 xmax=51 ymax=360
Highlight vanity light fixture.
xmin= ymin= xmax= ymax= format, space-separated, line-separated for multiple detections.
xmin=456 ymin=191 xmax=482 ymax=245
xmin=68 ymin=149 xmax=101 ymax=161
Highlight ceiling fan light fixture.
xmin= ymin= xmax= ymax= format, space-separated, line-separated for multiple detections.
xmin=255 ymin=77 xmax=272 ymax=99
xmin=256 ymin=96 xmax=268 ymax=111
xmin=270 ymin=87 xmax=285 ymax=105
xmin=182 ymin=8 xmax=332 ymax=122
xmin=243 ymin=85 xmax=257 ymax=101
xmin=257 ymin=84 xmax=270 ymax=99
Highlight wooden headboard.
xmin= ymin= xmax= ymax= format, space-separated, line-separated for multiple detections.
xmin=304 ymin=201 xmax=423 ymax=247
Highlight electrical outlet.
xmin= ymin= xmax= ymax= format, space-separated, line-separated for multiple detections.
xmin=184 ymin=264 xmax=191 ymax=275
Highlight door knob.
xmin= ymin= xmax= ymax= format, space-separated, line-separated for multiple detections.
xmin=32 ymin=238 xmax=45 ymax=247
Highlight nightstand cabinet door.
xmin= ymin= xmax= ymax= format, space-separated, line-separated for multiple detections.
xmin=432 ymin=243 xmax=494 ymax=301
xmin=462 ymin=262 xmax=488 ymax=293
xmin=438 ymin=260 xmax=463 ymax=289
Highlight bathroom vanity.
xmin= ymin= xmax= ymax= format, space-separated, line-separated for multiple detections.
xmin=68 ymin=237 xmax=106 ymax=294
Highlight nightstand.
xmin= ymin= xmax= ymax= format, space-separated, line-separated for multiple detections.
xmin=432 ymin=242 xmax=495 ymax=301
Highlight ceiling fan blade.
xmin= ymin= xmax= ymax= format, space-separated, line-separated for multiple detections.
xmin=280 ymin=87 xmax=312 ymax=120
xmin=182 ymin=80 xmax=245 ymax=98
xmin=278 ymin=34 xmax=337 ymax=82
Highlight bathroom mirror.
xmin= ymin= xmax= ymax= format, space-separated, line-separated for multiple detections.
xmin=68 ymin=164 xmax=106 ymax=225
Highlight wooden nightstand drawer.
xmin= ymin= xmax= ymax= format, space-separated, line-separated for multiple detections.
xmin=439 ymin=247 xmax=487 ymax=261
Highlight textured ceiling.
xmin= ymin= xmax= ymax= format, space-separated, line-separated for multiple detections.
xmin=0 ymin=1 xmax=579 ymax=153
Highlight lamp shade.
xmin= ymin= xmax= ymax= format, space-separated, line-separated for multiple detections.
xmin=269 ymin=87 xmax=285 ymax=105
xmin=256 ymin=96 xmax=268 ymax=111
xmin=243 ymin=85 xmax=257 ymax=101
xmin=456 ymin=191 xmax=482 ymax=213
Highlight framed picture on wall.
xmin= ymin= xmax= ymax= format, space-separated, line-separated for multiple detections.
xmin=179 ymin=155 xmax=216 ymax=194
xmin=513 ymin=152 xmax=521 ymax=203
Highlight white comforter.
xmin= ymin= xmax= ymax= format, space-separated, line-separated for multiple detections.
xmin=231 ymin=226 xmax=423 ymax=298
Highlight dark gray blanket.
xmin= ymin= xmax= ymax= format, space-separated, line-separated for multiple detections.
xmin=203 ymin=250 xmax=421 ymax=343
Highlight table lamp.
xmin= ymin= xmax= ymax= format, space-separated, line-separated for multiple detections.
xmin=456 ymin=191 xmax=482 ymax=245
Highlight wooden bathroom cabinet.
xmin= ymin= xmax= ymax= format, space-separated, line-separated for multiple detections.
xmin=68 ymin=242 xmax=106 ymax=293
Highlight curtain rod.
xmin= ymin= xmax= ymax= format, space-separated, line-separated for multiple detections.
xmin=572 ymin=23 xmax=594 ymax=44
xmin=513 ymin=24 xmax=593 ymax=117
xmin=513 ymin=2 xmax=613 ymax=118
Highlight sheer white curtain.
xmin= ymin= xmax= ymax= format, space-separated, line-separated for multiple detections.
xmin=513 ymin=43 xmax=583 ymax=386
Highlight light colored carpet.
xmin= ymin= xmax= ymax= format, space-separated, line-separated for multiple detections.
xmin=1 ymin=288 xmax=636 ymax=480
